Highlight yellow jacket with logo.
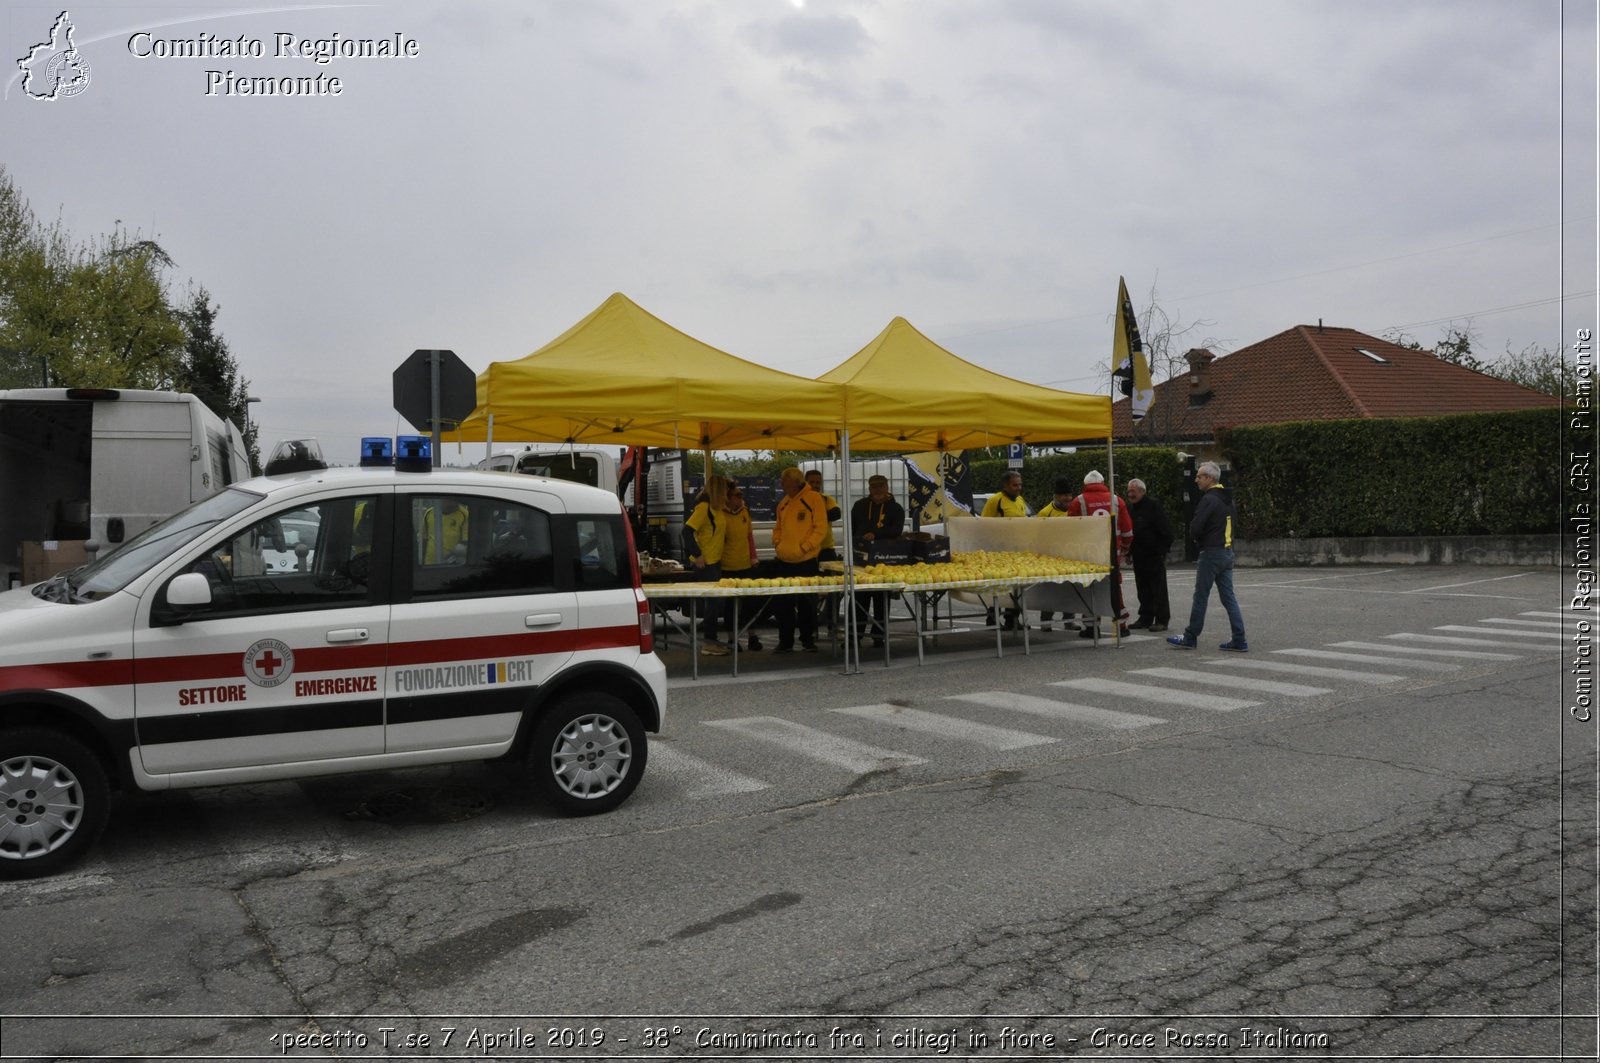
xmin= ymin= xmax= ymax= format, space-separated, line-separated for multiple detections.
xmin=982 ymin=492 xmax=1028 ymax=518
xmin=773 ymin=487 xmax=827 ymax=563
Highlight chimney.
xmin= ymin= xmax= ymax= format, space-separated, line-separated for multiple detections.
xmin=1184 ymin=347 xmax=1215 ymax=405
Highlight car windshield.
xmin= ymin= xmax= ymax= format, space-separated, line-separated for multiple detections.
xmin=44 ymin=487 xmax=263 ymax=602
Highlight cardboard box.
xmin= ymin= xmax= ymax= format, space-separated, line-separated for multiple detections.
xmin=22 ymin=540 xmax=90 ymax=584
xmin=857 ymin=539 xmax=915 ymax=565
xmin=906 ymin=534 xmax=951 ymax=564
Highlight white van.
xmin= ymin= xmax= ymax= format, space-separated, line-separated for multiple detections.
xmin=0 ymin=388 xmax=251 ymax=588
xmin=0 ymin=449 xmax=665 ymax=877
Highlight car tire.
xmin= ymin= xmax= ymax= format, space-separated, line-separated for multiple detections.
xmin=0 ymin=728 xmax=109 ymax=879
xmin=530 ymin=693 xmax=646 ymax=816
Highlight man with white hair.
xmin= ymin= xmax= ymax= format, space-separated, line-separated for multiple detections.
xmin=1124 ymin=477 xmax=1174 ymax=631
xmin=1168 ymin=461 xmax=1248 ymax=651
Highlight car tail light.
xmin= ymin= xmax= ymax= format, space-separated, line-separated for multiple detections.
xmin=620 ymin=504 xmax=654 ymax=654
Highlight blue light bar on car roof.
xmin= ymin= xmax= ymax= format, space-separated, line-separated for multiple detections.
xmin=360 ymin=437 xmax=393 ymax=466
xmin=395 ymin=435 xmax=432 ymax=472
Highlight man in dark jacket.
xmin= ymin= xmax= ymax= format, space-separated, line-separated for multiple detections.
xmin=1124 ymin=478 xmax=1174 ymax=631
xmin=1168 ymin=461 xmax=1248 ymax=651
xmin=849 ymin=474 xmax=905 ymax=645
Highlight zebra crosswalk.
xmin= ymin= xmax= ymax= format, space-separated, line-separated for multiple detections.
xmin=1051 ymin=676 xmax=1258 ymax=712
xmin=649 ymin=604 xmax=1580 ymax=804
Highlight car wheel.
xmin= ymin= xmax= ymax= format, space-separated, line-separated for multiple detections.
xmin=530 ymin=693 xmax=646 ymax=816
xmin=0 ymin=728 xmax=109 ymax=879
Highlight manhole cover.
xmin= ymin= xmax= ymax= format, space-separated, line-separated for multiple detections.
xmin=346 ymin=785 xmax=496 ymax=824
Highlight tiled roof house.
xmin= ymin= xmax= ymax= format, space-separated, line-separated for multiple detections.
xmin=1112 ymin=324 xmax=1560 ymax=452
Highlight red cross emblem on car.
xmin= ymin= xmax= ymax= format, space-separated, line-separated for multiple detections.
xmin=243 ymin=638 xmax=295 ymax=687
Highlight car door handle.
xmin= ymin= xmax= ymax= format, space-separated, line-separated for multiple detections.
xmin=524 ymin=613 xmax=564 ymax=628
xmin=326 ymin=628 xmax=370 ymax=643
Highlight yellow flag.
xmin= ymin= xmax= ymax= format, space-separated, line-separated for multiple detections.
xmin=1113 ymin=276 xmax=1153 ymax=422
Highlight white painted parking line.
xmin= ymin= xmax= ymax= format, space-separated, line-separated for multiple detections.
xmin=1129 ymin=667 xmax=1331 ymax=697
xmin=945 ymin=691 xmax=1165 ymax=729
xmin=1434 ymin=625 xmax=1567 ymax=640
xmin=1402 ymin=573 xmax=1536 ymax=593
xmin=1052 ymin=676 xmax=1258 ymax=711
xmin=1204 ymin=659 xmax=1403 ymax=684
xmin=1485 ymin=618 xmax=1575 ymax=628
xmin=831 ymin=704 xmax=1056 ymax=749
xmin=1386 ymin=632 xmax=1557 ymax=649
xmin=647 ymin=744 xmax=769 ymax=797
xmin=704 ymin=716 xmax=926 ymax=773
xmin=1272 ymin=648 xmax=1458 ymax=672
xmin=1329 ymin=640 xmax=1520 ymax=660
xmin=1246 ymin=569 xmax=1395 ymax=586
xmin=1523 ymin=610 xmax=1593 ymax=619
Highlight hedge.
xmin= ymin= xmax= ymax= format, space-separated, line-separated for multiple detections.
xmin=1218 ymin=407 xmax=1562 ymax=537
xmin=967 ymin=447 xmax=1186 ymax=514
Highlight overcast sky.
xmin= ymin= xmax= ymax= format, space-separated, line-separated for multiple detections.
xmin=7 ymin=0 xmax=1596 ymax=463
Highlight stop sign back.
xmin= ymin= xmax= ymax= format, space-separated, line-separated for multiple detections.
xmin=393 ymin=349 xmax=476 ymax=431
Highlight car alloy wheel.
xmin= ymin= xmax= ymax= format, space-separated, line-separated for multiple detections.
xmin=532 ymin=693 xmax=646 ymax=815
xmin=0 ymin=729 xmax=109 ymax=879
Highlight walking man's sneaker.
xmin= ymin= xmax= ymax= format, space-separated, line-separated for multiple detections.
xmin=1167 ymin=634 xmax=1198 ymax=649
xmin=700 ymin=641 xmax=730 ymax=656
xmin=1128 ymin=619 xmax=1151 ymax=630
xmin=1219 ymin=640 xmax=1249 ymax=652
xmin=1149 ymin=623 xmax=1168 ymax=632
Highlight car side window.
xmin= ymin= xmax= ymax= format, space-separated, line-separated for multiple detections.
xmin=573 ymin=515 xmax=629 ymax=590
xmin=409 ymin=494 xmax=556 ymax=599
xmin=176 ymin=496 xmax=378 ymax=616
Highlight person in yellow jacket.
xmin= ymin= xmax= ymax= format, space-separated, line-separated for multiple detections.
xmin=769 ymin=466 xmax=827 ymax=652
xmin=981 ymin=470 xmax=1027 ymax=628
xmin=804 ymin=469 xmax=843 ymax=561
xmin=1035 ymin=476 xmax=1076 ymax=631
xmin=421 ymin=499 xmax=469 ymax=564
xmin=683 ymin=475 xmax=732 ymax=653
xmin=981 ymin=470 xmax=1029 ymax=518
xmin=719 ymin=484 xmax=763 ymax=651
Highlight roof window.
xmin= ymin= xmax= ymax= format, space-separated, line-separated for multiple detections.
xmin=1356 ymin=347 xmax=1389 ymax=364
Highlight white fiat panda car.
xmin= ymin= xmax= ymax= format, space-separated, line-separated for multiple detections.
xmin=0 ymin=440 xmax=666 ymax=878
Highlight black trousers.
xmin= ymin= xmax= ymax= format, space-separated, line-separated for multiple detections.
xmin=769 ymin=557 xmax=819 ymax=646
xmin=850 ymin=589 xmax=891 ymax=640
xmin=1131 ymin=553 xmax=1170 ymax=624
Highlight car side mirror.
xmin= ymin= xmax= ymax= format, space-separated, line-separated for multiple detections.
xmin=166 ymin=572 xmax=213 ymax=610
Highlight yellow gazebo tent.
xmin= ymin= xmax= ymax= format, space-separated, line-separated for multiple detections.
xmin=448 ymin=293 xmax=843 ymax=451
xmin=820 ymin=316 xmax=1111 ymax=448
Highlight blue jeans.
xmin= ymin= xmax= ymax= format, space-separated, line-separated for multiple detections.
xmin=1185 ymin=547 xmax=1245 ymax=642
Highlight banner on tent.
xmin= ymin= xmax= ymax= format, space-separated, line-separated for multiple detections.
xmin=906 ymin=450 xmax=974 ymax=524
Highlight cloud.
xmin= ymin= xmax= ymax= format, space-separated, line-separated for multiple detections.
xmin=738 ymin=10 xmax=872 ymax=64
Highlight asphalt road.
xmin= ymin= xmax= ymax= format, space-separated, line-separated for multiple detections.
xmin=0 ymin=564 xmax=1593 ymax=1060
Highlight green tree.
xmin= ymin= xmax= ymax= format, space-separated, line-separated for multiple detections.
xmin=177 ymin=288 xmax=260 ymax=472
xmin=0 ymin=167 xmax=185 ymax=389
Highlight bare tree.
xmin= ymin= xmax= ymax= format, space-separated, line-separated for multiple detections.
xmin=1114 ymin=277 xmax=1222 ymax=445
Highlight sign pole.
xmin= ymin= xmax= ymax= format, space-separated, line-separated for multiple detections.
xmin=430 ymin=350 xmax=442 ymax=468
